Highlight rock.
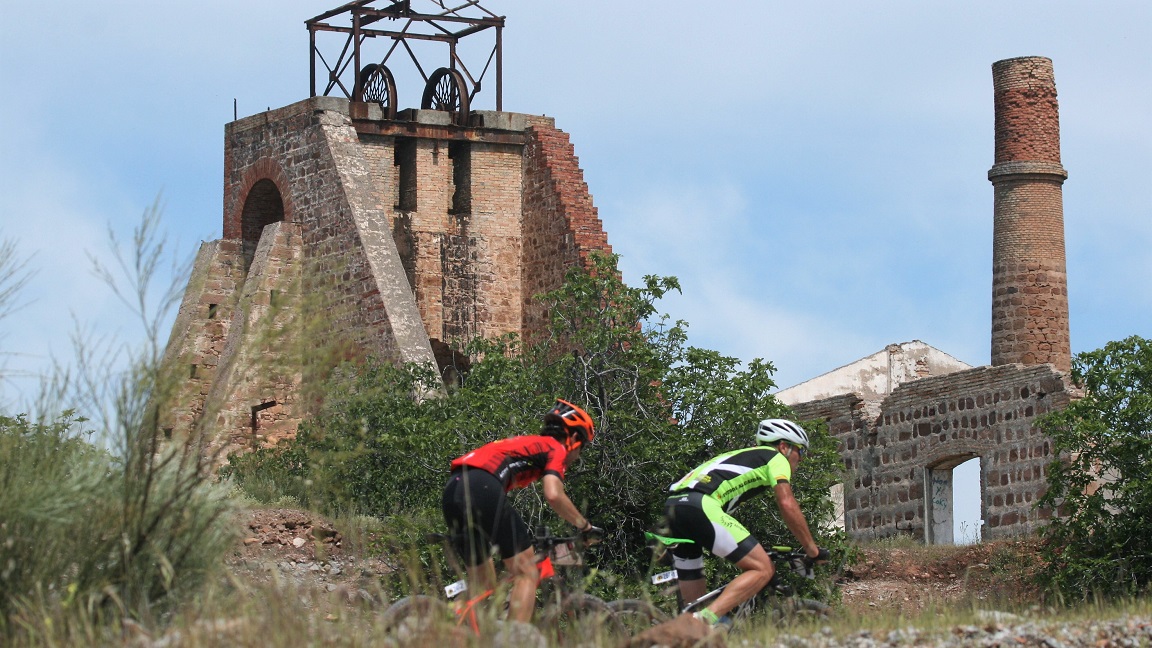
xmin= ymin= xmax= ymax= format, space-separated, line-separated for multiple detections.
xmin=292 ymin=537 xmax=307 ymax=548
xmin=622 ymin=613 xmax=726 ymax=648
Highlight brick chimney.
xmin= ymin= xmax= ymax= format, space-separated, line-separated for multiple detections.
xmin=988 ymin=56 xmax=1071 ymax=372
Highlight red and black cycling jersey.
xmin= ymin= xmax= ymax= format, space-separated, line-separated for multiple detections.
xmin=450 ymin=435 xmax=569 ymax=492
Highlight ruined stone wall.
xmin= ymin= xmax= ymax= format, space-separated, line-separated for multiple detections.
xmin=159 ymin=239 xmax=245 ymax=436
xmin=204 ymin=221 xmax=305 ymax=453
xmin=521 ymin=117 xmax=613 ymax=341
xmin=792 ymin=364 xmax=1077 ymax=542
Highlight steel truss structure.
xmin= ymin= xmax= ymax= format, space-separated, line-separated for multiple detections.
xmin=307 ymin=0 xmax=505 ymax=123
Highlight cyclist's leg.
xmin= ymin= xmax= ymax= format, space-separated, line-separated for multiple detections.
xmin=706 ymin=543 xmax=774 ymax=619
xmin=442 ymin=469 xmax=505 ymax=596
xmin=502 ymin=546 xmax=539 ymax=623
xmin=682 ymin=493 xmax=775 ymax=620
xmin=492 ymin=496 xmax=537 ymax=623
xmin=663 ymin=493 xmax=711 ymax=606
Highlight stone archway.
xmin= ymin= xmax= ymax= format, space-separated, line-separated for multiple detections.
xmin=240 ymin=178 xmax=285 ymax=274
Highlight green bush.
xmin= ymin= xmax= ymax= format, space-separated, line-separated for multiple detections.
xmin=1038 ymin=335 xmax=1152 ymax=600
xmin=227 ymin=253 xmax=849 ymax=600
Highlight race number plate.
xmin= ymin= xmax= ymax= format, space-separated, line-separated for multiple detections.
xmin=444 ymin=579 xmax=468 ymax=598
xmin=652 ymin=569 xmax=679 ymax=585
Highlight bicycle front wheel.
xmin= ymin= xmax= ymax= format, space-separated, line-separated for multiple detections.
xmin=772 ymin=596 xmax=831 ymax=623
xmin=607 ymin=598 xmax=670 ymax=635
xmin=538 ymin=593 xmax=621 ymax=646
xmin=380 ymin=595 xmax=451 ymax=640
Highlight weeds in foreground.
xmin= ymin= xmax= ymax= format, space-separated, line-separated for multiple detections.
xmin=0 ymin=202 xmax=235 ymax=643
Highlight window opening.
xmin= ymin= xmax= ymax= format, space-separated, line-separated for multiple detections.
xmin=449 ymin=141 xmax=470 ymax=215
xmin=250 ymin=400 xmax=278 ymax=434
xmin=395 ymin=138 xmax=417 ymax=211
xmin=953 ymin=457 xmax=984 ymax=544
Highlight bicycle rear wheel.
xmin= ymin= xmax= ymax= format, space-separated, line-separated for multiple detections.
xmin=775 ymin=596 xmax=831 ymax=622
xmin=538 ymin=593 xmax=621 ymax=646
xmin=381 ymin=595 xmax=451 ymax=640
xmin=607 ymin=598 xmax=670 ymax=635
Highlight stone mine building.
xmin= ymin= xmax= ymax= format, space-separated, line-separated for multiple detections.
xmin=778 ymin=56 xmax=1079 ymax=544
xmin=159 ymin=3 xmax=611 ymax=457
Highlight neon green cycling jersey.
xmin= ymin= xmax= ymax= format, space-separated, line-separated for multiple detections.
xmin=669 ymin=446 xmax=791 ymax=511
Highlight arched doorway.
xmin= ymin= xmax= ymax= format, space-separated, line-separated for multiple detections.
xmin=925 ymin=454 xmax=984 ymax=545
xmin=240 ymin=178 xmax=285 ymax=274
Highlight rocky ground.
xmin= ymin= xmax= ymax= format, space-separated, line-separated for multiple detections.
xmin=224 ymin=507 xmax=395 ymax=609
xmin=225 ymin=507 xmax=1034 ymax=616
xmin=224 ymin=508 xmax=1152 ymax=647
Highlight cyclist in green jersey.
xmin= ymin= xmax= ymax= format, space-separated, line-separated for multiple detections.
xmin=662 ymin=418 xmax=828 ymax=628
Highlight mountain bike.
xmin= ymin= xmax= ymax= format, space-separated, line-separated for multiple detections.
xmin=380 ymin=527 xmax=619 ymax=645
xmin=609 ymin=532 xmax=830 ymax=634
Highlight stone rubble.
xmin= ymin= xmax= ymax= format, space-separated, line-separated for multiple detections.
xmin=757 ymin=615 xmax=1152 ymax=648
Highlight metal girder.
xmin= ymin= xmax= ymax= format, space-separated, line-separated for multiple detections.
xmin=308 ymin=0 xmax=505 ymax=112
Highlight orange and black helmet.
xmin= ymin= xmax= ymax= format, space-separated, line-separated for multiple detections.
xmin=543 ymin=399 xmax=595 ymax=450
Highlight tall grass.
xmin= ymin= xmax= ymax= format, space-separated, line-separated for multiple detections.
xmin=0 ymin=203 xmax=236 ymax=644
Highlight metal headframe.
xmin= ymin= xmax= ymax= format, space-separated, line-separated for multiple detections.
xmin=307 ymin=0 xmax=506 ymax=111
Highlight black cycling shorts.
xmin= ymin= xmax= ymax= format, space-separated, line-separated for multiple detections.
xmin=663 ymin=491 xmax=759 ymax=578
xmin=441 ymin=468 xmax=533 ymax=566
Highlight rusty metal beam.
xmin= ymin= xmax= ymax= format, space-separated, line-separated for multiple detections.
xmin=307 ymin=0 xmax=374 ymax=25
xmin=357 ymin=7 xmax=504 ymax=29
xmin=349 ymin=110 xmax=526 ymax=145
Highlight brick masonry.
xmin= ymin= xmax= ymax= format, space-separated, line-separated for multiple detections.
xmin=160 ymin=99 xmax=611 ymax=456
xmin=988 ymin=56 xmax=1070 ymax=372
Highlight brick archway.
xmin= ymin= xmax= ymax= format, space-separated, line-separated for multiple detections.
xmin=230 ymin=159 xmax=294 ymax=275
xmin=240 ymin=179 xmax=284 ymax=273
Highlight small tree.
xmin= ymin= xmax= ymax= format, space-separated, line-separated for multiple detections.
xmin=1037 ymin=335 xmax=1152 ymax=600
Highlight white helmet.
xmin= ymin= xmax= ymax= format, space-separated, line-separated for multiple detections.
xmin=755 ymin=419 xmax=809 ymax=448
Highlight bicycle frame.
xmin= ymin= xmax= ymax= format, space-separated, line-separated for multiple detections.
xmin=645 ymin=532 xmax=818 ymax=617
xmin=424 ymin=529 xmax=593 ymax=632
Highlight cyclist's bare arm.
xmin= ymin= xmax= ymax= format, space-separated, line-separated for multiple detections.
xmin=773 ymin=481 xmax=821 ymax=559
xmin=542 ymin=474 xmax=592 ymax=530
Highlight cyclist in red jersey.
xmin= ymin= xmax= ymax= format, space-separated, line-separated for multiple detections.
xmin=442 ymin=399 xmax=603 ymax=623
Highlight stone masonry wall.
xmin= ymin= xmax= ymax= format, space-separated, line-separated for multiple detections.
xmin=792 ymin=364 xmax=1077 ymax=542
xmin=159 ymin=239 xmax=245 ymax=436
xmin=204 ymin=221 xmax=305 ymax=455
xmin=521 ymin=118 xmax=613 ymax=340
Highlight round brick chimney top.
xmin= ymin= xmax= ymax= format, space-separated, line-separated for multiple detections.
xmin=992 ymin=56 xmax=1061 ymax=166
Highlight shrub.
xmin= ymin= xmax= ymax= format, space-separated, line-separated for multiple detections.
xmin=1037 ymin=335 xmax=1152 ymax=600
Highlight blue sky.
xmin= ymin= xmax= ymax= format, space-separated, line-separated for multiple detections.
xmin=1 ymin=2 xmax=1148 ymax=535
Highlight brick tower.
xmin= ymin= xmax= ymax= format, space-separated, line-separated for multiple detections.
xmin=988 ymin=56 xmax=1071 ymax=372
